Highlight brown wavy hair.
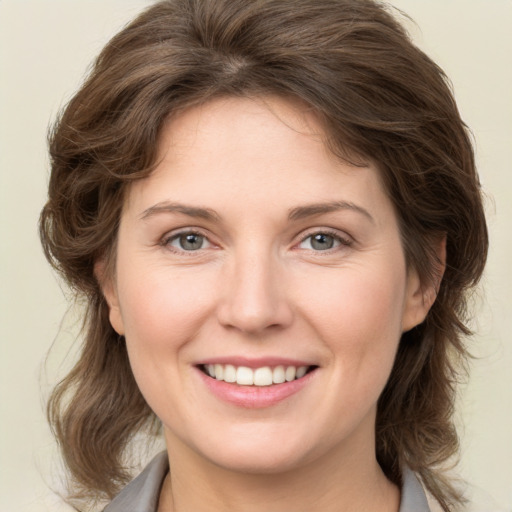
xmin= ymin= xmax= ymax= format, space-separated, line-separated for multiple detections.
xmin=39 ymin=0 xmax=488 ymax=510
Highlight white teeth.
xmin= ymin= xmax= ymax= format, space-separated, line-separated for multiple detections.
xmin=223 ymin=364 xmax=236 ymax=383
xmin=272 ymin=365 xmax=286 ymax=384
xmin=214 ymin=364 xmax=224 ymax=380
xmin=285 ymin=366 xmax=296 ymax=382
xmin=253 ymin=367 xmax=273 ymax=386
xmin=236 ymin=366 xmax=254 ymax=385
xmin=205 ymin=364 xmax=312 ymax=386
xmin=296 ymin=366 xmax=308 ymax=378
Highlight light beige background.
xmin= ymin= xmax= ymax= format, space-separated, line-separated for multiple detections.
xmin=1 ymin=1 xmax=511 ymax=510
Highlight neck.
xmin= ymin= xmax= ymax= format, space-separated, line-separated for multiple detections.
xmin=159 ymin=432 xmax=400 ymax=512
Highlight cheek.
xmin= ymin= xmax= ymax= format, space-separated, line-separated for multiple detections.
xmin=297 ymin=265 xmax=406 ymax=341
xmin=116 ymin=268 xmax=215 ymax=413
xmin=118 ymin=266 xmax=213 ymax=345
xmin=295 ymin=264 xmax=406 ymax=395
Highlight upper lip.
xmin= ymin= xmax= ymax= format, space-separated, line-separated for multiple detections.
xmin=194 ymin=356 xmax=317 ymax=368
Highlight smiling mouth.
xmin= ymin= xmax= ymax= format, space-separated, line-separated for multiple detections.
xmin=199 ymin=364 xmax=317 ymax=387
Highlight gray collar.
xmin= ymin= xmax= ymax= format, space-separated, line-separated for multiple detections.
xmin=104 ymin=451 xmax=431 ymax=512
xmin=104 ymin=452 xmax=169 ymax=512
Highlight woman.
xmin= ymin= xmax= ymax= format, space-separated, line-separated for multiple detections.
xmin=39 ymin=0 xmax=488 ymax=511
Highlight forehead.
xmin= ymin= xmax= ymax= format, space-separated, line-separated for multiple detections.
xmin=159 ymin=95 xmax=328 ymax=161
xmin=124 ymin=96 xmax=390 ymax=223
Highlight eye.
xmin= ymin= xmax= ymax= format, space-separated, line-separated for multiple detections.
xmin=298 ymin=231 xmax=350 ymax=251
xmin=166 ymin=232 xmax=212 ymax=251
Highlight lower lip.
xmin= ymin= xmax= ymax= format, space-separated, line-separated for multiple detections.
xmin=196 ymin=367 xmax=317 ymax=409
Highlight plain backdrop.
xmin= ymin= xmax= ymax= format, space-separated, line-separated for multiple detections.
xmin=1 ymin=1 xmax=511 ymax=510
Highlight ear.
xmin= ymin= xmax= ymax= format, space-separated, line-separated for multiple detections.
xmin=94 ymin=259 xmax=125 ymax=336
xmin=401 ymin=236 xmax=446 ymax=333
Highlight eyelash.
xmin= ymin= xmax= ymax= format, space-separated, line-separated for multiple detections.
xmin=161 ymin=229 xmax=213 ymax=254
xmin=160 ymin=228 xmax=353 ymax=254
xmin=296 ymin=229 xmax=353 ymax=253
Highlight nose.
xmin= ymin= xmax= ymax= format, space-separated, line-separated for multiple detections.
xmin=216 ymin=247 xmax=294 ymax=335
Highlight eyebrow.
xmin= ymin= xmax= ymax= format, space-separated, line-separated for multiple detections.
xmin=140 ymin=201 xmax=220 ymax=221
xmin=140 ymin=200 xmax=374 ymax=224
xmin=287 ymin=201 xmax=374 ymax=224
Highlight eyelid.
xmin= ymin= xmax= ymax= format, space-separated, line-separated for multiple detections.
xmin=160 ymin=227 xmax=217 ymax=252
xmin=158 ymin=226 xmax=353 ymax=253
xmin=295 ymin=228 xmax=353 ymax=250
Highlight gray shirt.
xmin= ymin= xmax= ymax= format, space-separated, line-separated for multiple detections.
xmin=104 ymin=452 xmax=431 ymax=512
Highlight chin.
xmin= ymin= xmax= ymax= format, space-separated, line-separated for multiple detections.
xmin=206 ymin=446 xmax=310 ymax=475
xmin=187 ymin=426 xmax=320 ymax=475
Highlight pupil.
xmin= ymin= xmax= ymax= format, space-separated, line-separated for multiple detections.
xmin=180 ymin=233 xmax=203 ymax=250
xmin=311 ymin=233 xmax=334 ymax=250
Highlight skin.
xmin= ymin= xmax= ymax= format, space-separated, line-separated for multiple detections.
xmin=101 ymin=96 xmax=438 ymax=512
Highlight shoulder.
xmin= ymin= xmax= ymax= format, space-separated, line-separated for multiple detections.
xmin=103 ymin=451 xmax=169 ymax=512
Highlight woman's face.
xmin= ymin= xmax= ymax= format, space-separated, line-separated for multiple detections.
xmin=103 ymin=96 xmax=430 ymax=475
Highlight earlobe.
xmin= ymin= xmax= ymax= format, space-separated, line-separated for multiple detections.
xmin=94 ymin=260 xmax=125 ymax=335
xmin=401 ymin=236 xmax=446 ymax=332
